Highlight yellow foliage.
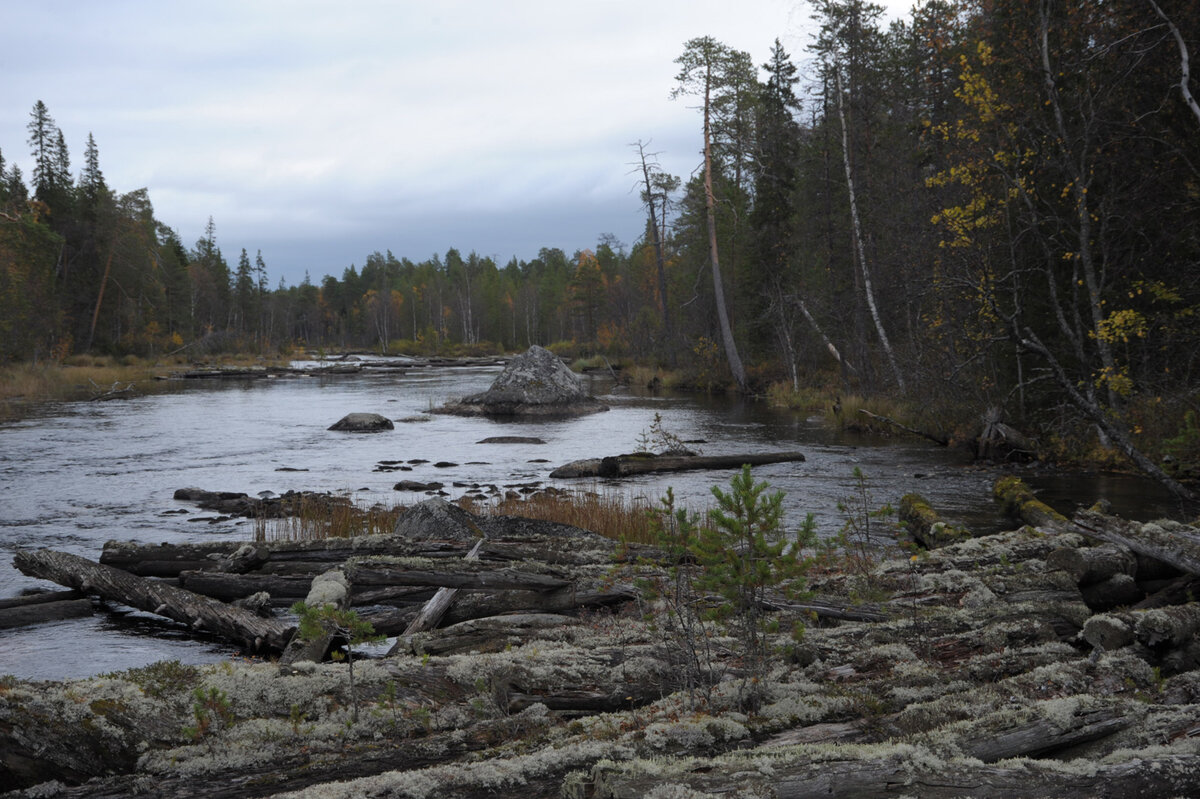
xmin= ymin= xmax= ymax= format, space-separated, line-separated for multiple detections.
xmin=1096 ymin=309 xmax=1148 ymax=344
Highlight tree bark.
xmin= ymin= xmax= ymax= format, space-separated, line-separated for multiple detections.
xmin=13 ymin=548 xmax=292 ymax=652
xmin=833 ymin=61 xmax=905 ymax=392
xmin=701 ymin=57 xmax=748 ymax=392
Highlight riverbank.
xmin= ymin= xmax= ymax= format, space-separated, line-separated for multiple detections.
xmin=4 ymin=482 xmax=1200 ymax=797
xmin=0 ymin=354 xmax=293 ymax=422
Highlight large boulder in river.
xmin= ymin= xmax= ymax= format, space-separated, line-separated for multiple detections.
xmin=328 ymin=412 xmax=394 ymax=432
xmin=435 ymin=345 xmax=608 ymax=417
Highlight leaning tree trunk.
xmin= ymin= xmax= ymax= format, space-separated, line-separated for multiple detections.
xmin=702 ymin=62 xmax=748 ymax=393
xmin=833 ymin=62 xmax=904 ymax=393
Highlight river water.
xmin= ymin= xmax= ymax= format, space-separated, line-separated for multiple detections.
xmin=0 ymin=362 xmax=1190 ymax=680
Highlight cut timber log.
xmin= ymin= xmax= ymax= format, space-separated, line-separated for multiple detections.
xmin=346 ymin=560 xmax=572 ymax=592
xmin=550 ymin=450 xmax=805 ymax=479
xmin=1134 ymin=603 xmax=1200 ymax=649
xmin=13 ymin=548 xmax=292 ymax=652
xmin=1079 ymin=573 xmax=1144 ymax=612
xmin=1069 ymin=510 xmax=1200 ymax=577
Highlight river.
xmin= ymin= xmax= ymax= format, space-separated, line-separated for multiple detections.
xmin=0 ymin=361 xmax=1190 ymax=680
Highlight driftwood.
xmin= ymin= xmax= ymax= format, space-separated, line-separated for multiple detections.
xmin=0 ymin=591 xmax=93 ymax=629
xmin=13 ymin=548 xmax=292 ymax=652
xmin=346 ymin=560 xmax=572 ymax=592
xmin=550 ymin=450 xmax=806 ymax=479
xmin=397 ymin=537 xmax=484 ymax=644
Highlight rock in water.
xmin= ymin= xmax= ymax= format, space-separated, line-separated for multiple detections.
xmin=435 ymin=345 xmax=608 ymax=417
xmin=328 ymin=412 xmax=394 ymax=432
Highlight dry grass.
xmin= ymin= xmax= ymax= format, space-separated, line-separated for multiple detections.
xmin=254 ymin=495 xmax=404 ymax=543
xmin=254 ymin=487 xmax=664 ymax=546
xmin=473 ymin=488 xmax=660 ymax=545
xmin=0 ymin=354 xmax=293 ymax=422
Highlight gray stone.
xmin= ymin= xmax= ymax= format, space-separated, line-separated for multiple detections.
xmin=436 ymin=345 xmax=608 ymax=417
xmin=392 ymin=497 xmax=483 ymax=542
xmin=327 ymin=412 xmax=394 ymax=432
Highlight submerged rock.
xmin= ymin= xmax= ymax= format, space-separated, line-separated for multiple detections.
xmin=327 ymin=412 xmax=394 ymax=432
xmin=435 ymin=345 xmax=608 ymax=417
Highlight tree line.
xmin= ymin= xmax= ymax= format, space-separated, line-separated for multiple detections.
xmin=2 ymin=0 xmax=1198 ymax=491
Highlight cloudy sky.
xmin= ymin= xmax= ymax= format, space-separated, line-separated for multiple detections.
xmin=3 ymin=1 xmax=912 ymax=286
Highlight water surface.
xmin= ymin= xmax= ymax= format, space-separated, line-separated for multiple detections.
xmin=0 ymin=363 xmax=1188 ymax=680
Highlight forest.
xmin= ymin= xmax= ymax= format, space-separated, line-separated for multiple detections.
xmin=1 ymin=0 xmax=1198 ymax=492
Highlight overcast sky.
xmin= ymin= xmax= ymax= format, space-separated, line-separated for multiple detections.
xmin=2 ymin=1 xmax=913 ymax=287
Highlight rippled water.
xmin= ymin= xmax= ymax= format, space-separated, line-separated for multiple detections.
xmin=0 ymin=363 xmax=1189 ymax=680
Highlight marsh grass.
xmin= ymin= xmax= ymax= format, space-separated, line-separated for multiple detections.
xmin=255 ymin=487 xmax=664 ymax=546
xmin=0 ymin=353 xmax=291 ymax=422
xmin=471 ymin=488 xmax=662 ymax=546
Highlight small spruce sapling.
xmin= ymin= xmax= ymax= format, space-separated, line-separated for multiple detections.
xmin=291 ymin=601 xmax=384 ymax=723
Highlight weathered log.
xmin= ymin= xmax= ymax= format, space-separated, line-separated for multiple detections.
xmin=1081 ymin=612 xmax=1137 ymax=651
xmin=993 ymin=476 xmax=1067 ymax=526
xmin=99 ymin=540 xmax=241 ymax=577
xmin=858 ymin=408 xmax=949 ymax=446
xmin=405 ymin=612 xmax=582 ymax=655
xmin=401 ymin=537 xmax=484 ymax=639
xmin=584 ymin=751 xmax=1200 ymax=799
xmin=1134 ymin=574 xmax=1200 ymax=609
xmin=1070 ymin=510 xmax=1200 ymax=576
xmin=13 ymin=548 xmax=292 ymax=652
xmin=1079 ymin=572 xmax=1144 ymax=611
xmin=957 ymin=700 xmax=1133 ymax=762
xmin=899 ymin=493 xmax=971 ymax=549
xmin=1047 ymin=543 xmax=1138 ymax=585
xmin=177 ymin=570 xmax=315 ymax=602
xmin=1134 ymin=602 xmax=1200 ymax=649
xmin=346 ymin=560 xmax=572 ymax=592
xmin=0 ymin=588 xmax=83 ymax=610
xmin=550 ymin=450 xmax=806 ymax=479
xmin=0 ymin=598 xmax=93 ymax=629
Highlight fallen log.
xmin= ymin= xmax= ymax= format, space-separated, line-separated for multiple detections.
xmin=401 ymin=537 xmax=484 ymax=638
xmin=1047 ymin=543 xmax=1138 ymax=585
xmin=1079 ymin=573 xmax=1144 ymax=612
xmin=346 ymin=560 xmax=572 ymax=592
xmin=550 ymin=450 xmax=806 ymax=479
xmin=993 ymin=476 xmax=1067 ymax=527
xmin=899 ymin=493 xmax=971 ymax=549
xmin=177 ymin=570 xmax=315 ymax=602
xmin=13 ymin=548 xmax=292 ymax=653
xmin=584 ymin=751 xmax=1200 ymax=799
xmin=405 ymin=612 xmax=582 ymax=655
xmin=0 ymin=598 xmax=93 ymax=629
xmin=1069 ymin=510 xmax=1200 ymax=576
xmin=100 ymin=540 xmax=242 ymax=577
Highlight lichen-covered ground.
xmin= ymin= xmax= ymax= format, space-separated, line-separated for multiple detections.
xmin=4 ymin=519 xmax=1200 ymax=798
